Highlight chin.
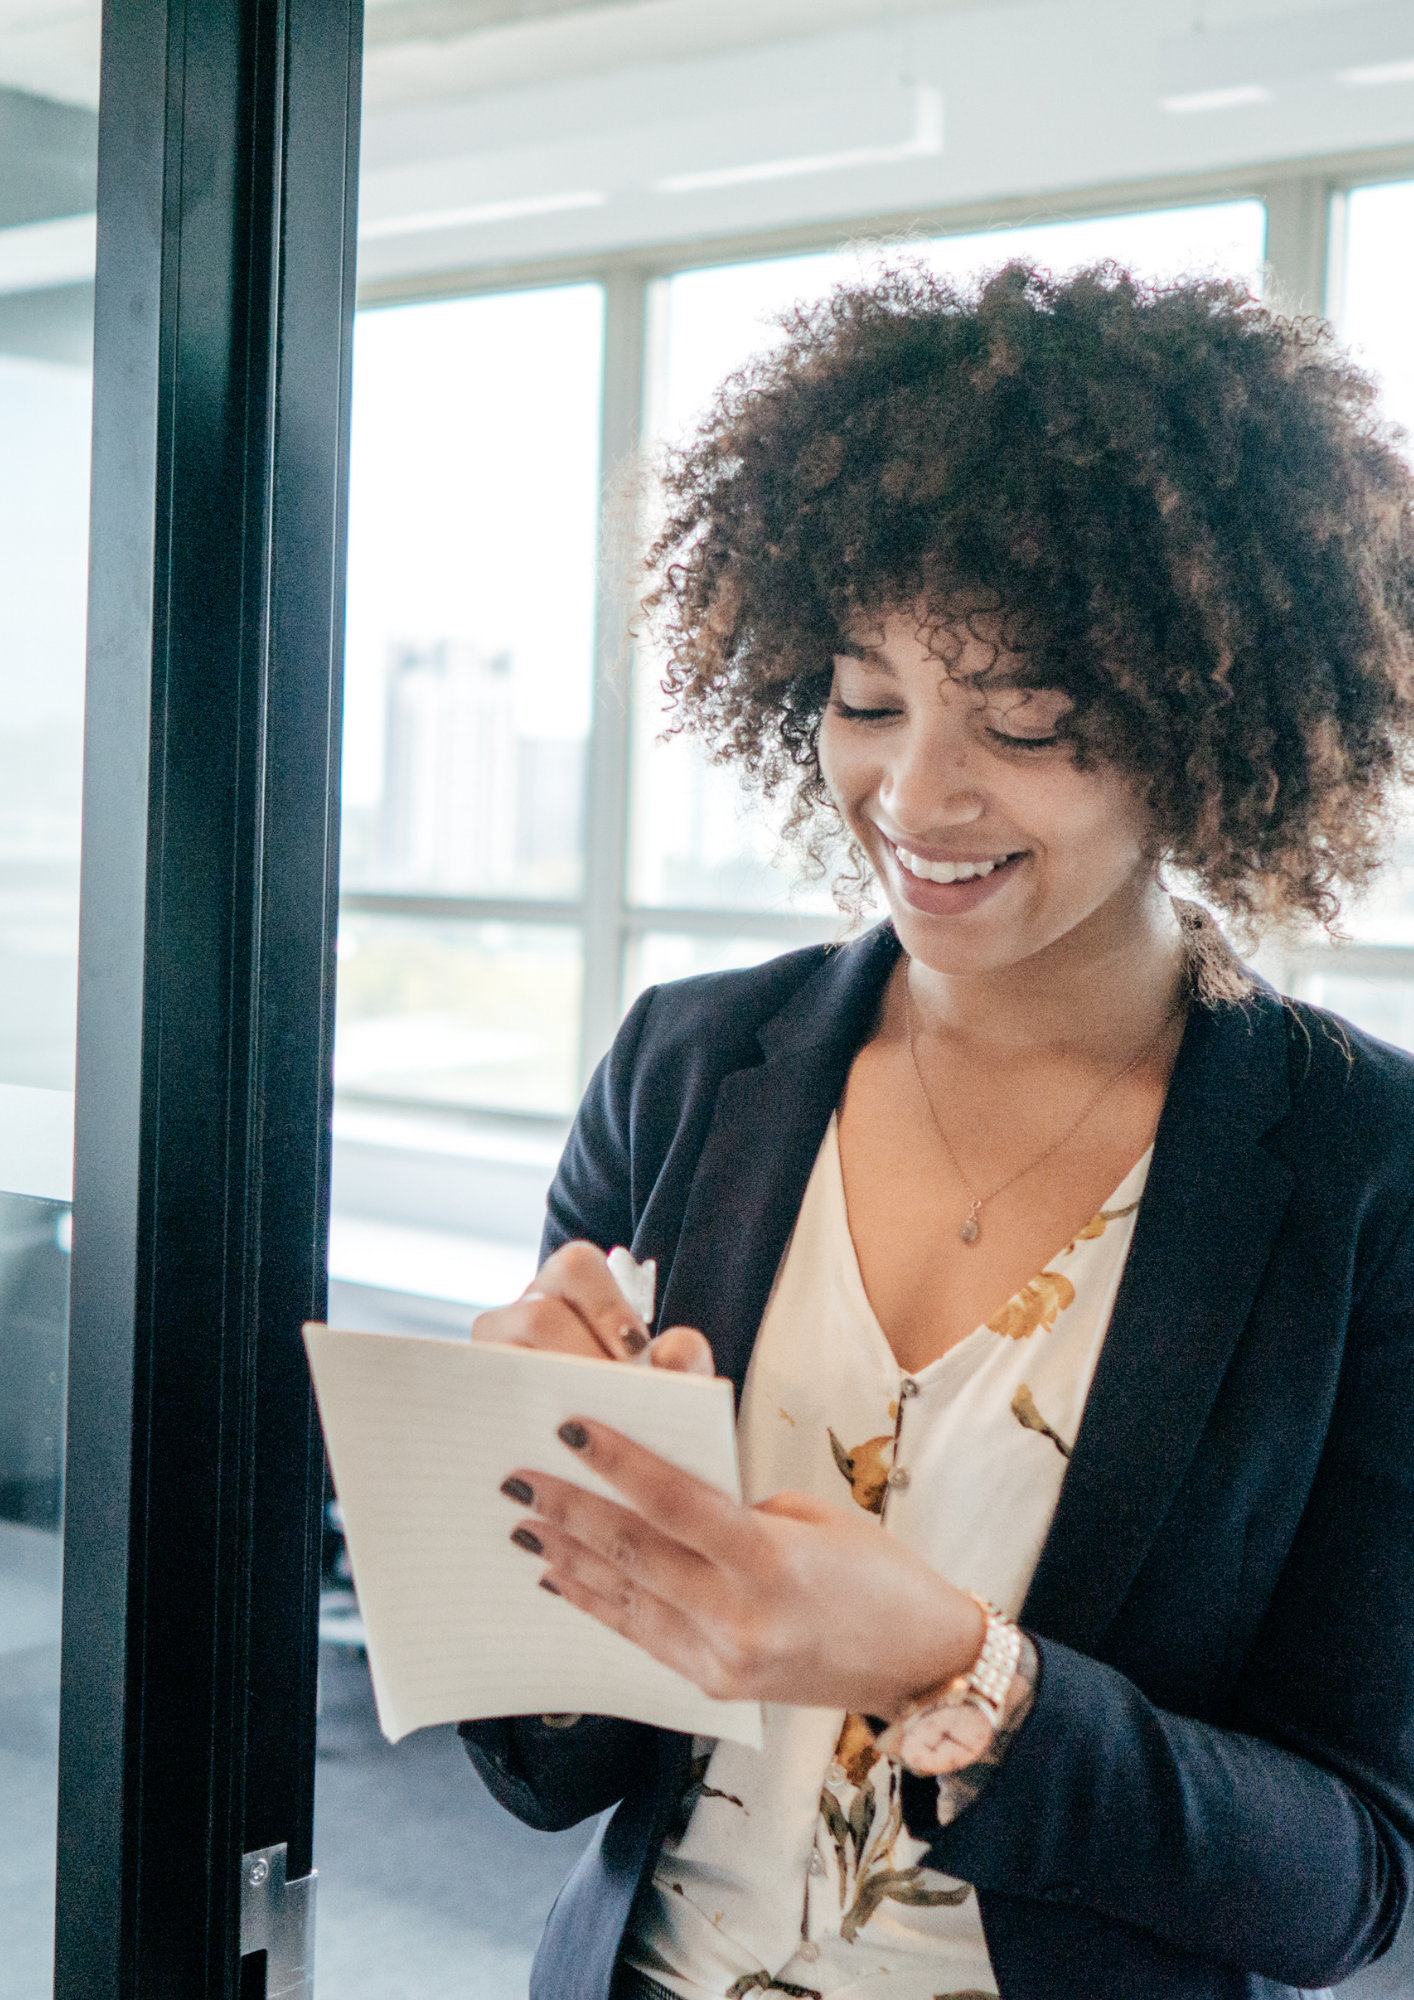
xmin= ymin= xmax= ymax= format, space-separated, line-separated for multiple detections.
xmin=889 ymin=908 xmax=1032 ymax=976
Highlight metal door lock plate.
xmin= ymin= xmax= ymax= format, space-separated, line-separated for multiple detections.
xmin=241 ymin=1843 xmax=316 ymax=1999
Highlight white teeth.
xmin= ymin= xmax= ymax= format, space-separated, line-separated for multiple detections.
xmin=895 ymin=847 xmax=1007 ymax=884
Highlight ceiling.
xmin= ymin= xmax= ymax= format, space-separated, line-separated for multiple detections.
xmin=2 ymin=0 xmax=1413 ymax=304
xmin=361 ymin=0 xmax=1026 ymax=109
xmin=0 ymin=0 xmax=1026 ymax=112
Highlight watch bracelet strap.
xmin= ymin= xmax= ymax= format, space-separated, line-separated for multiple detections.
xmin=873 ymin=1593 xmax=1023 ymax=1761
xmin=963 ymin=1593 xmax=1024 ymax=1727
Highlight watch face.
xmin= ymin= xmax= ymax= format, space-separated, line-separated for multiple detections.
xmin=894 ymin=1698 xmax=994 ymax=1776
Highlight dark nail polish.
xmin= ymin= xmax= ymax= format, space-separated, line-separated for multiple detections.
xmin=538 ymin=1577 xmax=562 ymax=1596
xmin=511 ymin=1526 xmax=544 ymax=1555
xmin=558 ymin=1420 xmax=589 ymax=1450
xmin=500 ymin=1476 xmax=534 ymax=1505
xmin=622 ymin=1328 xmax=648 ymax=1354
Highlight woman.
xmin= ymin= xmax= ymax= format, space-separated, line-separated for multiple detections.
xmin=462 ymin=264 xmax=1414 ymax=2000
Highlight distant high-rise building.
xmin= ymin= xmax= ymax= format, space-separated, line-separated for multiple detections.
xmin=381 ymin=640 xmax=517 ymax=888
xmin=516 ymin=736 xmax=585 ymax=873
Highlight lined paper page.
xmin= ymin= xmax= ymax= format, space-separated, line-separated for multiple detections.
xmin=304 ymin=1325 xmax=763 ymax=1748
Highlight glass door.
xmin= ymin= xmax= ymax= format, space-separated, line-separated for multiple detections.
xmin=49 ymin=0 xmax=364 ymax=1994
xmin=0 ymin=62 xmax=93 ymax=2000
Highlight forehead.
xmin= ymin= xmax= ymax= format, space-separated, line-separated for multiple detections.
xmin=837 ymin=606 xmax=1033 ymax=679
xmin=834 ymin=630 xmax=1037 ymax=691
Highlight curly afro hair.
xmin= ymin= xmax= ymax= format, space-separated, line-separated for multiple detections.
xmin=642 ymin=261 xmax=1414 ymax=930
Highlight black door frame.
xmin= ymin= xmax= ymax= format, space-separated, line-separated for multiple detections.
xmin=55 ymin=0 xmax=362 ymax=1991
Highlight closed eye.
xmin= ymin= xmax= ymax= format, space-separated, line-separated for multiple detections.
xmin=985 ymin=727 xmax=1062 ymax=751
xmin=831 ymin=698 xmax=904 ymax=723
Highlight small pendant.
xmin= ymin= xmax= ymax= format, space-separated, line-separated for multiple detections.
xmin=960 ymin=1211 xmax=981 ymax=1244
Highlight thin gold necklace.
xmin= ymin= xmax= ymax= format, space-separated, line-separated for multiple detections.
xmin=904 ymin=969 xmax=1180 ymax=1245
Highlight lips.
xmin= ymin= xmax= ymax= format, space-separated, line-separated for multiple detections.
xmin=894 ymin=845 xmax=1018 ymax=884
xmin=883 ymin=839 xmax=1025 ymax=915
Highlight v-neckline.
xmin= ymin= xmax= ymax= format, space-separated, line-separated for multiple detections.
xmin=822 ymin=1112 xmax=1153 ymax=1382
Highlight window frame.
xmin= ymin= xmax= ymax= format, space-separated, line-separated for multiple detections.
xmin=343 ymin=145 xmax=1414 ymax=1119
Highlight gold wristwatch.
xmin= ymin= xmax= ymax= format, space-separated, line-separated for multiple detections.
xmin=874 ymin=1595 xmax=1024 ymax=1775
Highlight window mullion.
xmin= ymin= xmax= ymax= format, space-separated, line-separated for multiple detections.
xmin=1262 ymin=174 xmax=1332 ymax=316
xmin=579 ymin=266 xmax=648 ymax=1086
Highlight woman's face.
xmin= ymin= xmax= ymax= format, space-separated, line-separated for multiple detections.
xmin=818 ymin=611 xmax=1159 ymax=978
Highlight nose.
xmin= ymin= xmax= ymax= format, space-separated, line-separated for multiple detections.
xmin=879 ymin=718 xmax=986 ymax=836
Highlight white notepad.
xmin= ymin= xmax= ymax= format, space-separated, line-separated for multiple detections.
xmin=304 ymin=1323 xmax=764 ymax=1749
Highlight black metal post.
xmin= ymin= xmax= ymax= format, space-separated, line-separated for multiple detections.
xmin=55 ymin=0 xmax=361 ymax=1990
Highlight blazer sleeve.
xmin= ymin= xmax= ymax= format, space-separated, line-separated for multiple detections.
xmin=905 ymin=1196 xmax=1414 ymax=1989
xmin=461 ymin=987 xmax=667 ymax=1830
xmin=541 ymin=984 xmax=658 ymax=1262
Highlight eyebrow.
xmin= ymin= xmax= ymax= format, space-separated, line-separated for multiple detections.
xmin=833 ymin=647 xmax=896 ymax=676
xmin=836 ymin=651 xmax=1049 ymax=697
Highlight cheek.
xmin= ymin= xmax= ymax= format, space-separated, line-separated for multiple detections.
xmin=1042 ymin=774 xmax=1153 ymax=878
xmin=816 ymin=716 xmax=868 ymax=815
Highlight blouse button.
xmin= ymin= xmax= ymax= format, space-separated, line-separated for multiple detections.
xmin=826 ymin=1761 xmax=847 ymax=1786
xmin=798 ymin=1941 xmax=820 ymax=1963
xmin=899 ymin=1377 xmax=919 ymax=1399
xmin=887 ymin=1466 xmax=911 ymax=1490
xmin=809 ymin=1850 xmax=825 ymax=1877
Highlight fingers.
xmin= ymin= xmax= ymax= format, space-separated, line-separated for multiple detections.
xmin=646 ymin=1326 xmax=715 ymax=1374
xmin=547 ymin=1419 xmax=752 ymax=1562
xmin=471 ymin=1292 xmax=608 ymax=1361
xmin=532 ymin=1241 xmax=653 ymax=1358
xmin=471 ymin=1240 xmax=651 ymax=1361
xmin=752 ymin=1489 xmax=839 ymax=1525
xmin=534 ymin=1554 xmax=741 ymax=1700
xmin=497 ymin=1475 xmax=748 ymax=1700
xmin=511 ymin=1503 xmax=706 ymax=1612
xmin=504 ymin=1464 xmax=713 ymax=1596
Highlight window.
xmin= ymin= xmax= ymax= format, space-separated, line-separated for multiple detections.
xmin=339 ymin=282 xmax=604 ymax=1114
xmin=330 ymin=286 xmax=604 ymax=1324
xmin=1268 ymin=178 xmax=1414 ymax=1052
xmin=1338 ymin=180 xmax=1414 ymax=440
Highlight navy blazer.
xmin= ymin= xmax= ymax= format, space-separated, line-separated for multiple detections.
xmin=462 ymin=923 xmax=1414 ymax=2000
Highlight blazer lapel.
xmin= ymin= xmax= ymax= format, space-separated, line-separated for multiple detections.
xmin=655 ymin=924 xmax=901 ymax=1399
xmin=1020 ymin=989 xmax=1295 ymax=1653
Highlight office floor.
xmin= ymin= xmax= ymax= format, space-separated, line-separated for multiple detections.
xmin=0 ymin=1521 xmax=62 ymax=2000
xmin=313 ymin=1643 xmax=593 ymax=2000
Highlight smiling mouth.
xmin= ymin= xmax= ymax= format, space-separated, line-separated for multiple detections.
xmin=893 ymin=844 xmax=1021 ymax=885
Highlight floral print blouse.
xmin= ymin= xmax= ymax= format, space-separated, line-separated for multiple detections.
xmin=624 ymin=1113 xmax=1151 ymax=2000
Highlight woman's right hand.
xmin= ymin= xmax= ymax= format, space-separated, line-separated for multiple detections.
xmin=471 ymin=1240 xmax=714 ymax=1374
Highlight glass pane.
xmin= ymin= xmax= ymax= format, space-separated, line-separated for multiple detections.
xmin=1296 ymin=971 xmax=1414 ymax=1055
xmin=1 ymin=1193 xmax=71 ymax=1993
xmin=342 ymin=285 xmax=604 ymax=901
xmin=625 ymin=928 xmax=837 ymax=1010
xmin=630 ymin=248 xmax=863 ymax=918
xmin=923 ymin=199 xmax=1266 ymax=293
xmin=334 ymin=913 xmax=582 ymax=1118
xmin=0 ymin=73 xmax=93 ymax=2000
xmin=1341 ymin=830 xmax=1414 ymax=945
xmin=1339 ymin=180 xmax=1414 ymax=444
xmin=629 ymin=203 xmax=1267 ymax=917
xmin=0 ymin=332 xmax=90 ymax=1090
xmin=321 ymin=273 xmax=603 ymax=1995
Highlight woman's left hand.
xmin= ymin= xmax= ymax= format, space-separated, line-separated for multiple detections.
xmin=505 ymin=1417 xmax=986 ymax=1721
